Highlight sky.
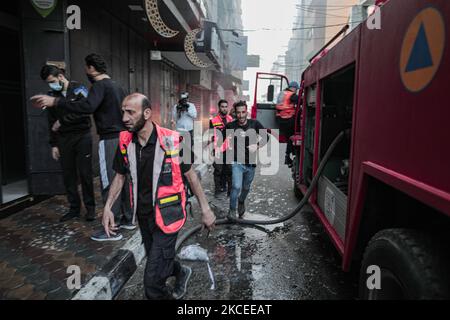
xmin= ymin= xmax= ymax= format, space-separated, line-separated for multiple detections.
xmin=241 ymin=0 xmax=298 ymax=102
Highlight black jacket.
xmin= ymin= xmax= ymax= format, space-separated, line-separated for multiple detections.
xmin=225 ymin=119 xmax=269 ymax=167
xmin=47 ymin=81 xmax=91 ymax=147
xmin=56 ymin=78 xmax=126 ymax=140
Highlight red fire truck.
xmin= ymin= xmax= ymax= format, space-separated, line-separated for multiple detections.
xmin=252 ymin=0 xmax=450 ymax=299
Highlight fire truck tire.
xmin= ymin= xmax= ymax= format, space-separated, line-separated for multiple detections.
xmin=359 ymin=229 xmax=450 ymax=300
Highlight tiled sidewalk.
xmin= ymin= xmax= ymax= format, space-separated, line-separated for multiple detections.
xmin=0 ymin=180 xmax=136 ymax=300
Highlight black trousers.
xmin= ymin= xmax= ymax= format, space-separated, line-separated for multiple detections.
xmin=99 ymin=138 xmax=133 ymax=223
xmin=213 ymin=153 xmax=232 ymax=193
xmin=278 ymin=117 xmax=296 ymax=157
xmin=58 ymin=132 xmax=95 ymax=214
xmin=138 ymin=213 xmax=182 ymax=300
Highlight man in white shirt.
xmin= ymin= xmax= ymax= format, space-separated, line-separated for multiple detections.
xmin=172 ymin=93 xmax=197 ymax=147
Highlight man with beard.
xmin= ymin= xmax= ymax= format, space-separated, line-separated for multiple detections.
xmin=103 ymin=93 xmax=216 ymax=300
xmin=209 ymin=100 xmax=233 ymax=196
xmin=32 ymin=54 xmax=134 ymax=241
xmin=225 ymin=101 xmax=269 ymax=219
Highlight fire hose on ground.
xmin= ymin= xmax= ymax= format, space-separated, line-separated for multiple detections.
xmin=176 ymin=131 xmax=347 ymax=252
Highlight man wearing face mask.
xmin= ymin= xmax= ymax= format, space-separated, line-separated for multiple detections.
xmin=33 ymin=54 xmax=133 ymax=241
xmin=39 ymin=64 xmax=96 ymax=223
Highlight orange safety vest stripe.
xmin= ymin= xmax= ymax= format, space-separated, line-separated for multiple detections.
xmin=212 ymin=115 xmax=233 ymax=154
xmin=276 ymin=91 xmax=296 ymax=119
xmin=120 ymin=126 xmax=187 ymax=235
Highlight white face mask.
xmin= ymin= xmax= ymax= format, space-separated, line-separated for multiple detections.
xmin=49 ymin=81 xmax=63 ymax=92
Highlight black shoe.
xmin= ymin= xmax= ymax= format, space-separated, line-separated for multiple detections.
xmin=90 ymin=229 xmax=123 ymax=242
xmin=238 ymin=201 xmax=246 ymax=218
xmin=172 ymin=266 xmax=192 ymax=300
xmin=60 ymin=212 xmax=80 ymax=223
xmin=120 ymin=221 xmax=137 ymax=231
xmin=119 ymin=217 xmax=137 ymax=230
xmin=285 ymin=156 xmax=293 ymax=168
xmin=228 ymin=209 xmax=237 ymax=219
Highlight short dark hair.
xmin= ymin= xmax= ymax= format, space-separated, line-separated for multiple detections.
xmin=40 ymin=65 xmax=64 ymax=81
xmin=234 ymin=101 xmax=248 ymax=110
xmin=218 ymin=99 xmax=228 ymax=107
xmin=142 ymin=97 xmax=152 ymax=111
xmin=85 ymin=53 xmax=108 ymax=74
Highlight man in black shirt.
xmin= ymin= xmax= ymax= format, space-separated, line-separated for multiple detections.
xmin=103 ymin=93 xmax=216 ymax=300
xmin=33 ymin=54 xmax=133 ymax=240
xmin=39 ymin=65 xmax=96 ymax=223
xmin=112 ymin=125 xmax=193 ymax=219
xmin=225 ymin=101 xmax=269 ymax=219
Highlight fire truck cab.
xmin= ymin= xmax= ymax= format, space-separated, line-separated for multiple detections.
xmin=251 ymin=72 xmax=290 ymax=143
xmin=253 ymin=0 xmax=450 ymax=299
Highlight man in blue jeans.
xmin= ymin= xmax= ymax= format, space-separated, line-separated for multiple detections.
xmin=225 ymin=101 xmax=269 ymax=218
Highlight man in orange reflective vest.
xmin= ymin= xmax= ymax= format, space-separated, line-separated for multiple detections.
xmin=209 ymin=100 xmax=234 ymax=196
xmin=276 ymin=81 xmax=300 ymax=168
xmin=102 ymin=93 xmax=216 ymax=300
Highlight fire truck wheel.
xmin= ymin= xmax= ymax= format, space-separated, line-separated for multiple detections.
xmin=359 ymin=229 xmax=450 ymax=300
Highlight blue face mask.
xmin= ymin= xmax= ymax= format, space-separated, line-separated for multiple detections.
xmin=49 ymin=82 xmax=63 ymax=92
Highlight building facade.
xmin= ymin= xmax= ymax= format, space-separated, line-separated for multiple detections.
xmin=201 ymin=0 xmax=247 ymax=113
xmin=282 ymin=0 xmax=368 ymax=82
xmin=0 ymin=0 xmax=246 ymax=209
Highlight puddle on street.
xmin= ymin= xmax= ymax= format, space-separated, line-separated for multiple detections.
xmin=181 ymin=217 xmax=310 ymax=300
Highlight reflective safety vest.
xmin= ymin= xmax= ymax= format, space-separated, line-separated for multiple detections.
xmin=119 ymin=125 xmax=187 ymax=235
xmin=276 ymin=91 xmax=296 ymax=120
xmin=211 ymin=114 xmax=233 ymax=154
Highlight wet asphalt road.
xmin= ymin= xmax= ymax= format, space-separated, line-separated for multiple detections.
xmin=117 ymin=146 xmax=358 ymax=300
